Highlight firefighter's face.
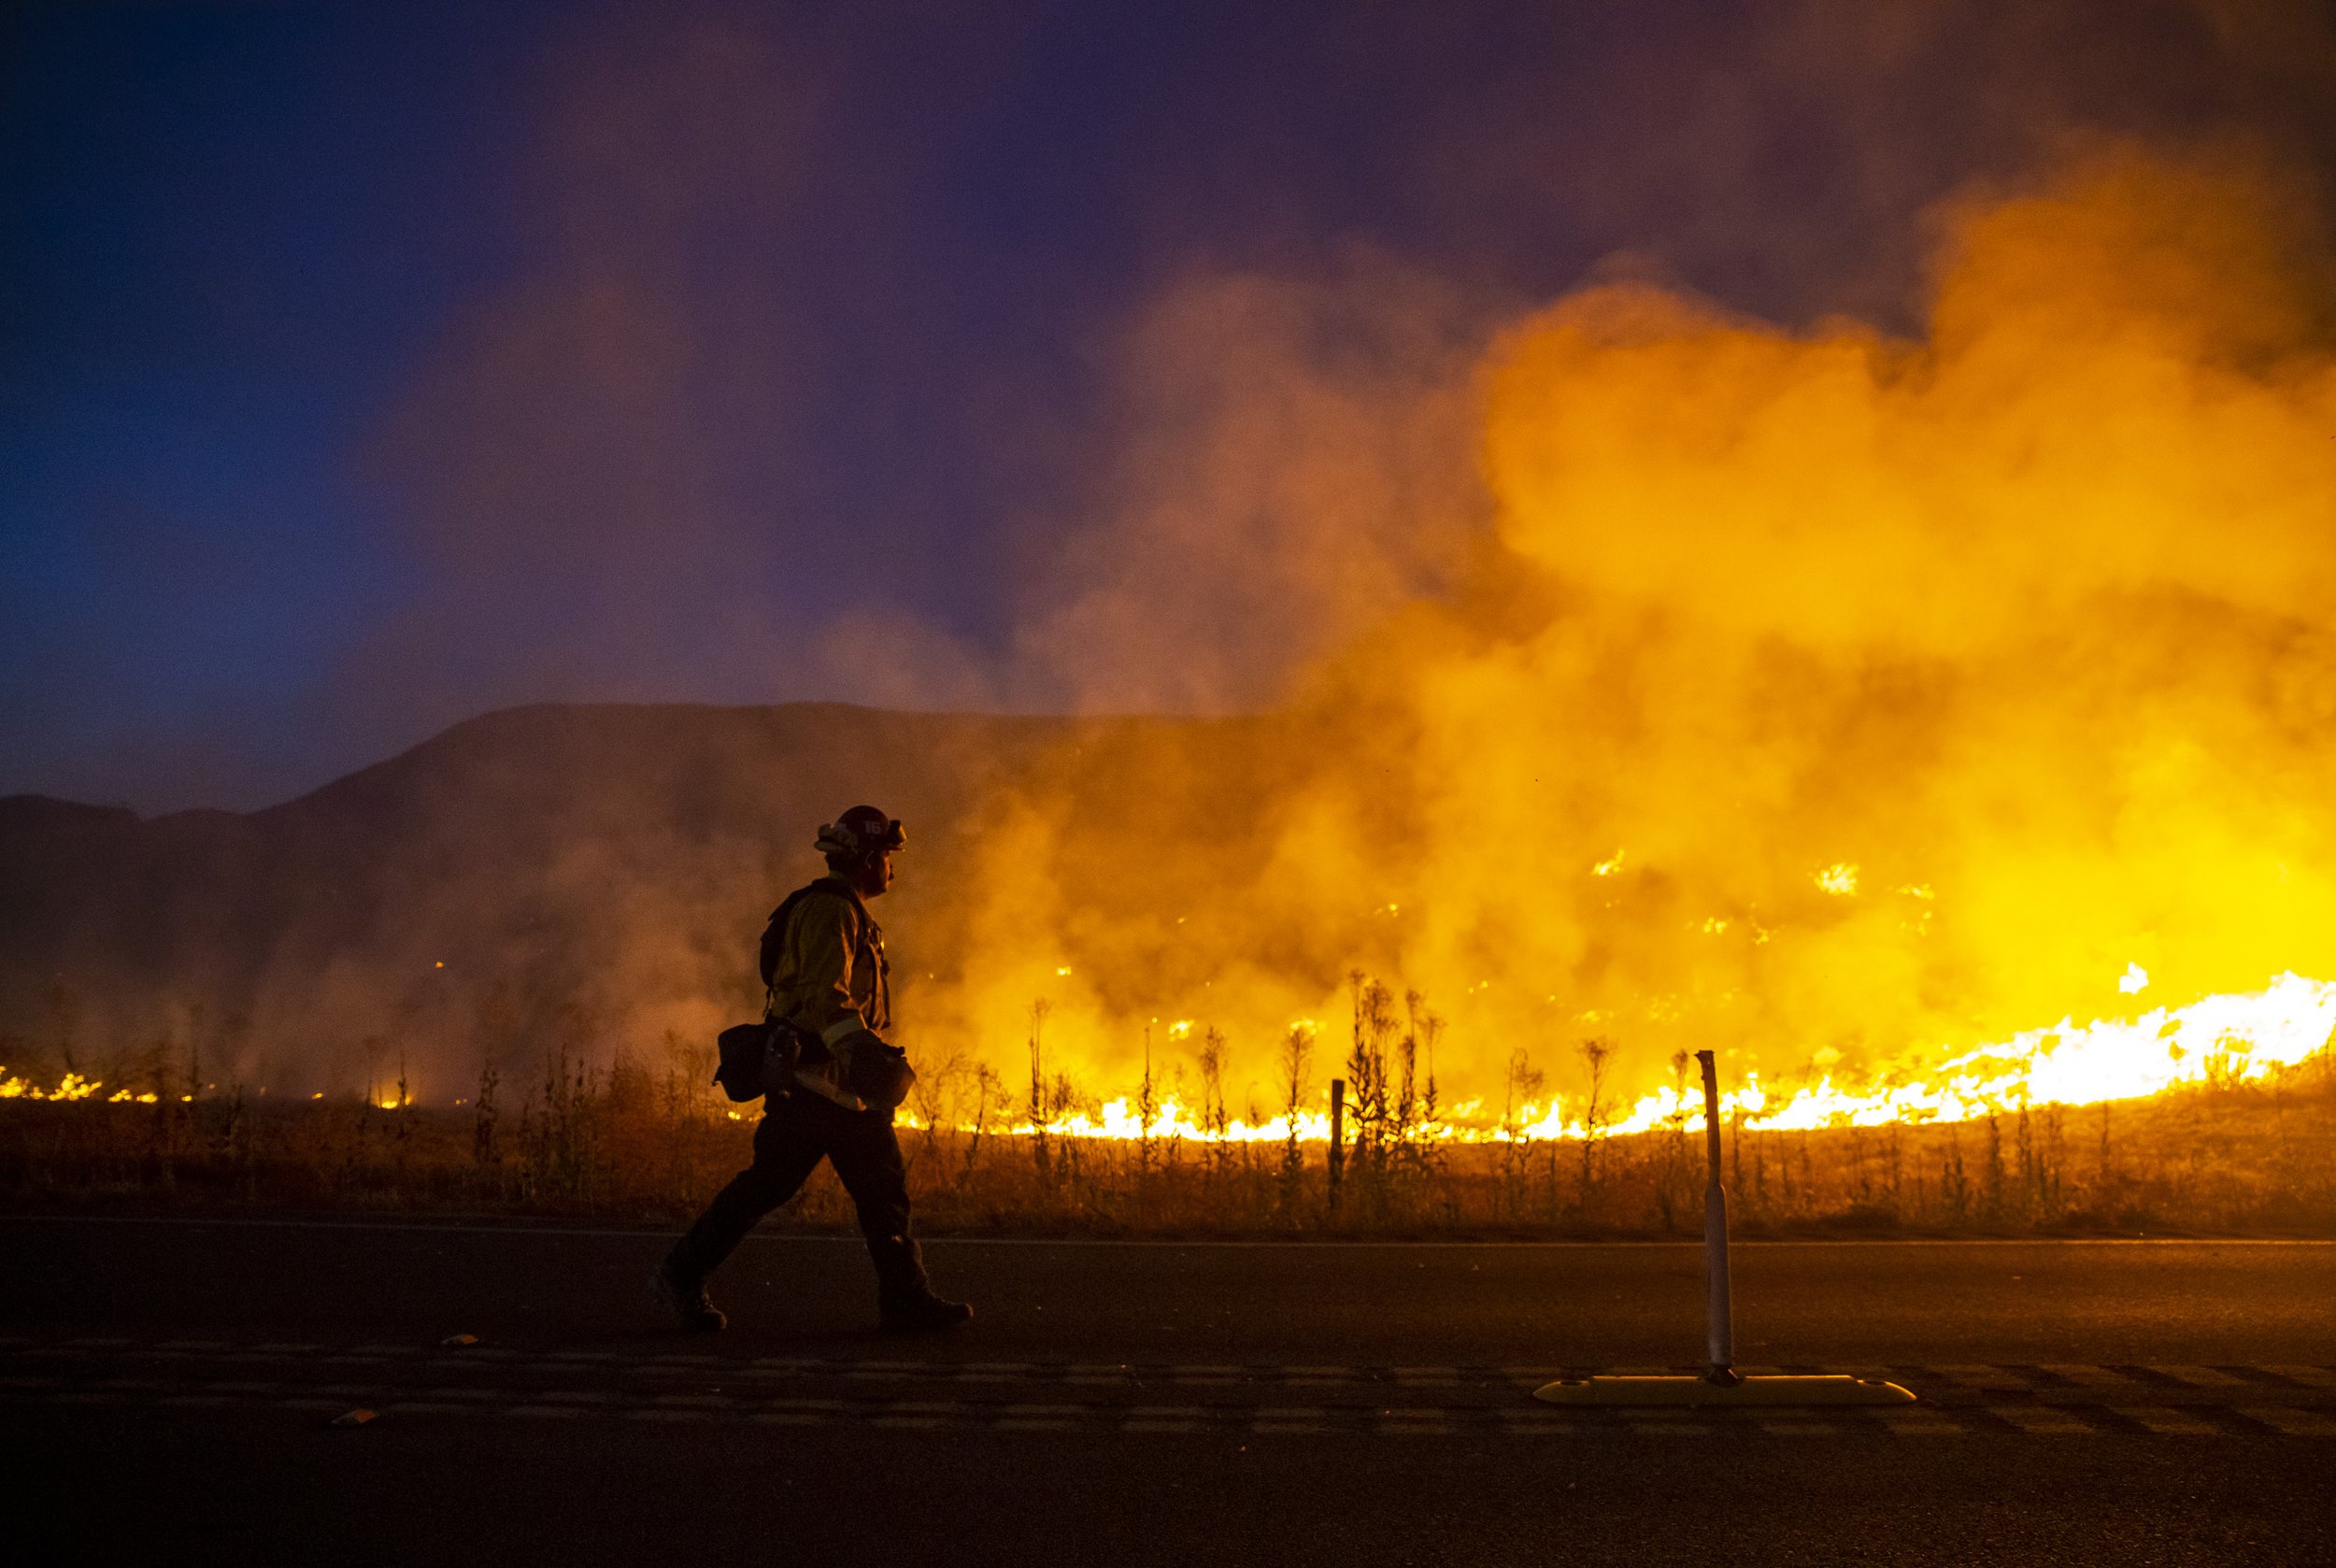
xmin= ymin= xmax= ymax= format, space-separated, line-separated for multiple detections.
xmin=855 ymin=849 xmax=895 ymax=898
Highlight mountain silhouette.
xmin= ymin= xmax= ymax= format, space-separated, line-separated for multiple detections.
xmin=0 ymin=703 xmax=1090 ymax=1095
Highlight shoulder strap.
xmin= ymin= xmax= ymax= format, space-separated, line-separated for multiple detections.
xmin=757 ymin=877 xmax=875 ymax=992
xmin=757 ymin=882 xmax=822 ymax=992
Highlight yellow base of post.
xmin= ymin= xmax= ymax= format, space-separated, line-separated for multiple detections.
xmin=1533 ymin=1374 xmax=1915 ymax=1407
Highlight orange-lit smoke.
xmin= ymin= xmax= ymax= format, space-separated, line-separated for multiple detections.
xmin=911 ymin=148 xmax=2336 ymax=1128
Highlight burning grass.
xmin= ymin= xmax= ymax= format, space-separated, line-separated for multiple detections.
xmin=2 ymin=1024 xmax=2330 ymax=1237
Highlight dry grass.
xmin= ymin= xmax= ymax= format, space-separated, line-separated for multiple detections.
xmin=3 ymin=1030 xmax=2331 ymax=1236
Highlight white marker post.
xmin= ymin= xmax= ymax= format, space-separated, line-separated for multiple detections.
xmin=1699 ymin=1049 xmax=1736 ymax=1384
xmin=1533 ymin=1050 xmax=1914 ymax=1408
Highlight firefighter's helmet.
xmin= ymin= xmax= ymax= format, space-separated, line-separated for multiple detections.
xmin=816 ymin=805 xmax=905 ymax=860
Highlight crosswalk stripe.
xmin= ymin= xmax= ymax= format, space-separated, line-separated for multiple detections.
xmin=1930 ymin=1364 xmax=2032 ymax=1390
xmin=2113 ymin=1405 xmax=2222 ymax=1434
xmin=2039 ymin=1363 xmax=2138 ymax=1387
xmin=2238 ymin=1406 xmax=2336 ymax=1436
xmin=1993 ymin=1406 xmax=2100 ymax=1434
xmin=2260 ymin=1365 xmax=2336 ymax=1389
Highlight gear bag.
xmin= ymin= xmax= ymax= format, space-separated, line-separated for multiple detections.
xmin=712 ymin=1019 xmax=791 ymax=1104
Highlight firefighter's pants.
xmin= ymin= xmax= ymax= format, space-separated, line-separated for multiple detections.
xmin=669 ymin=1090 xmax=929 ymax=1304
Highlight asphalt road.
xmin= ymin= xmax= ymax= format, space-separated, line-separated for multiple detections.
xmin=6 ymin=1216 xmax=2333 ymax=1567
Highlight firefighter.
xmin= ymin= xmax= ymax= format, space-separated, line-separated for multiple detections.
xmin=654 ymin=805 xmax=971 ymax=1333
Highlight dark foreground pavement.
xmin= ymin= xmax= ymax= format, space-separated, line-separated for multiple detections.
xmin=5 ymin=1216 xmax=2332 ymax=1567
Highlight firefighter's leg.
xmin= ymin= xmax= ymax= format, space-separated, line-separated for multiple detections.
xmin=664 ymin=1096 xmax=826 ymax=1288
xmin=826 ymin=1105 xmax=969 ymax=1328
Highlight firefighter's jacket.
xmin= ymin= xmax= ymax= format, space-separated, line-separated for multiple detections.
xmin=762 ymin=877 xmax=891 ymax=1109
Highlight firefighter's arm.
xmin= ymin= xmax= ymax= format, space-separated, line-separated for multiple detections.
xmin=793 ymin=895 xmax=875 ymax=1048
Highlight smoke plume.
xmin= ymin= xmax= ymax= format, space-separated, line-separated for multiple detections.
xmin=917 ymin=146 xmax=2336 ymax=1117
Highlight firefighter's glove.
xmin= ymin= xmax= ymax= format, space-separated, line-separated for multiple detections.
xmin=835 ymin=1028 xmax=918 ymax=1111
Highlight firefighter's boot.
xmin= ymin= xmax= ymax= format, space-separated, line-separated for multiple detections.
xmin=871 ymin=1234 xmax=972 ymax=1333
xmin=651 ymin=1250 xmax=727 ymax=1333
xmin=880 ymin=1290 xmax=974 ymax=1333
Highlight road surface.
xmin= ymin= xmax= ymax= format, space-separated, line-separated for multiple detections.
xmin=5 ymin=1216 xmax=2331 ymax=1566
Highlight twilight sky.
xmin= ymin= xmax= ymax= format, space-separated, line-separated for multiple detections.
xmin=6 ymin=0 xmax=2331 ymax=812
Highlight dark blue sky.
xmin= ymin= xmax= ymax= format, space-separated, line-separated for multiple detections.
xmin=6 ymin=1 xmax=2329 ymax=811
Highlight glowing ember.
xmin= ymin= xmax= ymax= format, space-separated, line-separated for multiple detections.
xmin=0 ymin=1071 xmax=101 ymax=1102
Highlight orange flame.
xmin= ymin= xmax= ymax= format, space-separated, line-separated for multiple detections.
xmin=906 ymin=148 xmax=2336 ymax=1127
